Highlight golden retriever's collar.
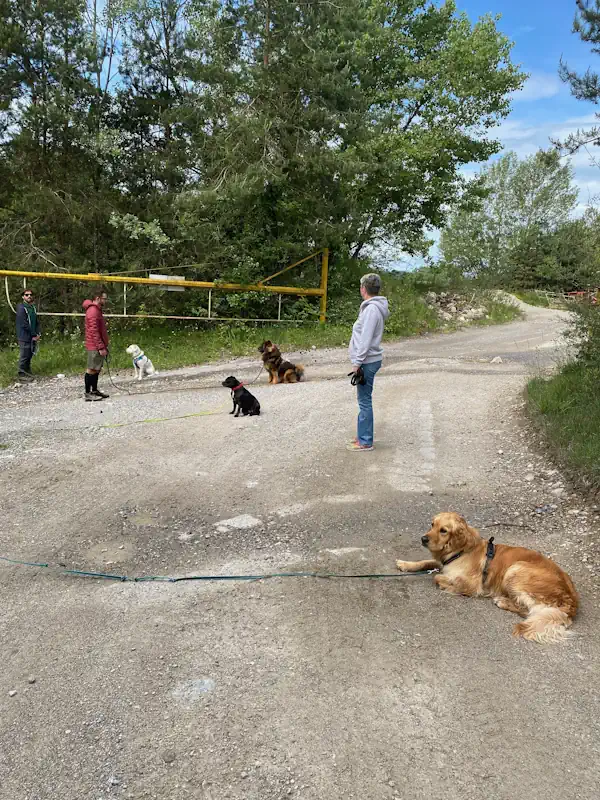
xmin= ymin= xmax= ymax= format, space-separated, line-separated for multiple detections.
xmin=441 ymin=551 xmax=464 ymax=567
xmin=442 ymin=537 xmax=496 ymax=577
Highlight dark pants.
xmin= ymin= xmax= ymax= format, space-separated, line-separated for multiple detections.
xmin=18 ymin=340 xmax=33 ymax=376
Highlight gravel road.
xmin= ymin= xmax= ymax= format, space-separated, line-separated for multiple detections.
xmin=1 ymin=302 xmax=599 ymax=800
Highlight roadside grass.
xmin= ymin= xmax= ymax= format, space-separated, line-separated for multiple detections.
xmin=526 ymin=362 xmax=600 ymax=489
xmin=513 ymin=290 xmax=551 ymax=308
xmin=474 ymin=296 xmax=522 ymax=326
xmin=0 ymin=289 xmax=520 ymax=388
xmin=0 ymin=323 xmax=348 ymax=388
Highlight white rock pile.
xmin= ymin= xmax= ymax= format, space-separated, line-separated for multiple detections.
xmin=424 ymin=291 xmax=488 ymax=324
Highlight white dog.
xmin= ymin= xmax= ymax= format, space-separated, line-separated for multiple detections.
xmin=125 ymin=344 xmax=157 ymax=380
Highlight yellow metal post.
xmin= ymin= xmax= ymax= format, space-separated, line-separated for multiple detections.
xmin=319 ymin=248 xmax=329 ymax=323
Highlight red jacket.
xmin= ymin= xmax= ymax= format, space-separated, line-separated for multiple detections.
xmin=83 ymin=300 xmax=109 ymax=351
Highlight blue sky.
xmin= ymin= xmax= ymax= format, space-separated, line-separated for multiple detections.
xmin=459 ymin=0 xmax=600 ymax=208
xmin=390 ymin=1 xmax=600 ymax=268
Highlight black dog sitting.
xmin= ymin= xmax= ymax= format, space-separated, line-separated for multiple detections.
xmin=222 ymin=376 xmax=261 ymax=417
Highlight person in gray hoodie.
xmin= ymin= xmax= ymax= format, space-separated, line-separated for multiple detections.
xmin=347 ymin=273 xmax=389 ymax=451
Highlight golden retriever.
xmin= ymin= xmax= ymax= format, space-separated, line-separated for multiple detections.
xmin=396 ymin=512 xmax=579 ymax=643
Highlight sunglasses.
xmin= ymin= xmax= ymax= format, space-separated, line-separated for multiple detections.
xmin=24 ymin=293 xmax=33 ymax=298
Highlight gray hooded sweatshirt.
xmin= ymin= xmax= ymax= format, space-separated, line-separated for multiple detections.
xmin=349 ymin=295 xmax=390 ymax=366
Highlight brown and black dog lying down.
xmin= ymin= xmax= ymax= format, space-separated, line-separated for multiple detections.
xmin=258 ymin=341 xmax=304 ymax=384
xmin=396 ymin=512 xmax=579 ymax=643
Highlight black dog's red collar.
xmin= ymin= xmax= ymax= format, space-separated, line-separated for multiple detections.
xmin=231 ymin=383 xmax=244 ymax=391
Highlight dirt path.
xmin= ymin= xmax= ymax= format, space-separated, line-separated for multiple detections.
xmin=1 ymin=304 xmax=599 ymax=800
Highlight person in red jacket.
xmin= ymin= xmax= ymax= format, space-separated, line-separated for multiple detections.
xmin=83 ymin=288 xmax=110 ymax=401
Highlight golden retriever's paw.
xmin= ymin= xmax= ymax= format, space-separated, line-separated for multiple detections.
xmin=395 ymin=560 xmax=410 ymax=572
xmin=512 ymin=622 xmax=527 ymax=639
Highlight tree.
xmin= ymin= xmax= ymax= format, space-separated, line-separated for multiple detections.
xmin=440 ymin=150 xmax=579 ymax=286
xmin=0 ymin=0 xmax=525 ymax=343
xmin=558 ymin=0 xmax=600 ymax=153
xmin=177 ymin=0 xmax=524 ymax=275
xmin=0 ymin=1 xmax=102 ymax=267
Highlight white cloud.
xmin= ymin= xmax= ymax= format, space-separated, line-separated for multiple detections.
xmin=511 ymin=71 xmax=563 ymax=103
xmin=495 ymin=113 xmax=599 ymax=159
xmin=515 ymin=25 xmax=536 ymax=36
xmin=477 ymin=114 xmax=600 ymax=214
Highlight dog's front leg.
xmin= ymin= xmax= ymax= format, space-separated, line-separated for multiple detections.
xmin=138 ymin=368 xmax=144 ymax=381
xmin=396 ymin=559 xmax=440 ymax=573
xmin=133 ymin=366 xmax=138 ymax=379
xmin=230 ymin=399 xmax=236 ymax=414
xmin=234 ymin=402 xmax=241 ymax=417
xmin=434 ymin=574 xmax=476 ymax=596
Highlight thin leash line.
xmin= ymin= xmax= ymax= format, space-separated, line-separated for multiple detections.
xmin=102 ymin=362 xmax=265 ymax=398
xmin=100 ymin=406 xmax=230 ymax=429
xmin=0 ymin=556 xmax=434 ymax=583
xmin=96 ymin=363 xmax=264 ymax=428
xmin=104 ymin=352 xmax=131 ymax=396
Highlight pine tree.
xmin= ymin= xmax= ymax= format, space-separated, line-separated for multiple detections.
xmin=558 ymin=0 xmax=600 ymax=152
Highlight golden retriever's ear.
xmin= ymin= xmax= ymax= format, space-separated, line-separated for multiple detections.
xmin=453 ymin=515 xmax=479 ymax=548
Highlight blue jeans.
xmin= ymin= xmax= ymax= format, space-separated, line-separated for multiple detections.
xmin=356 ymin=360 xmax=381 ymax=446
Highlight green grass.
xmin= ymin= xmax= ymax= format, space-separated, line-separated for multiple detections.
xmin=474 ymin=296 xmax=522 ymax=326
xmin=513 ymin=290 xmax=551 ymax=308
xmin=0 ymin=323 xmax=350 ymax=387
xmin=0 ymin=290 xmax=521 ymax=388
xmin=526 ymin=362 xmax=600 ymax=488
xmin=513 ymin=290 xmax=569 ymax=309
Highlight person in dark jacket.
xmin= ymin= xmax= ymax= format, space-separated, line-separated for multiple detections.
xmin=16 ymin=288 xmax=41 ymax=382
xmin=83 ymin=288 xmax=110 ymax=401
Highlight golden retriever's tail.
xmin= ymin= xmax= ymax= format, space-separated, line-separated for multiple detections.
xmin=295 ymin=364 xmax=304 ymax=381
xmin=513 ymin=606 xmax=574 ymax=644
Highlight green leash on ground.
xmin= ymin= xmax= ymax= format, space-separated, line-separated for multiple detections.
xmin=0 ymin=555 xmax=435 ymax=583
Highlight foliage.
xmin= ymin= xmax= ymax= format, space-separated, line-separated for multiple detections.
xmin=526 ymin=282 xmax=600 ymax=488
xmin=108 ymin=214 xmax=173 ymax=249
xmin=178 ymin=0 xmax=524 ymax=270
xmin=401 ymin=261 xmax=468 ymax=294
xmin=439 ymin=150 xmax=600 ymax=290
xmin=512 ymin=291 xmax=552 ymax=308
xmin=0 ymin=0 xmax=525 ymax=343
xmin=564 ymin=298 xmax=600 ymax=369
xmin=527 ymin=362 xmax=600 ymax=489
xmin=558 ymin=0 xmax=600 ymax=155
xmin=0 ymin=279 xmax=521 ymax=387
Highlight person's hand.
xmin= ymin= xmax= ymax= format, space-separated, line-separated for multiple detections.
xmin=99 ymin=348 xmax=108 ymax=357
xmin=350 ymin=365 xmax=360 ymax=373
xmin=33 ymin=335 xmax=41 ymax=341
